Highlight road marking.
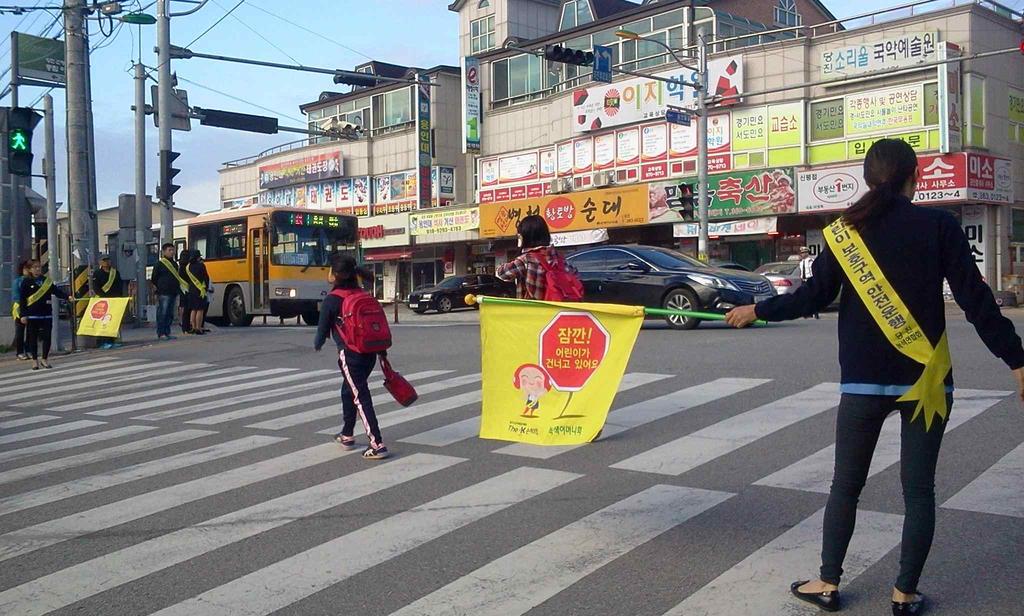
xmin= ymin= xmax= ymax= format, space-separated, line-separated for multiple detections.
xmin=245 ymin=371 xmax=468 ymax=430
xmin=49 ymin=368 xmax=295 ymax=413
xmin=0 ymin=442 xmax=349 ymax=563
xmin=0 ymin=429 xmax=211 ymax=485
xmin=399 ymin=372 xmax=673 ymax=447
xmin=0 ymin=360 xmax=133 ymax=388
xmin=151 ymin=466 xmax=580 ymax=616
xmin=496 ymin=377 xmax=772 ymax=460
xmin=0 ymin=435 xmax=282 ymax=516
xmin=611 ymin=383 xmax=840 ymax=476
xmin=88 ymin=370 xmax=330 ymax=416
xmin=756 ymin=389 xmax=1011 ymax=493
xmin=315 ymin=389 xmax=485 ymax=434
xmin=134 ymin=376 xmax=345 ymax=421
xmin=0 ymin=453 xmax=464 ymax=616
xmin=0 ymin=415 xmax=60 ymax=430
xmin=0 ymin=412 xmax=19 ymax=419
xmin=6 ymin=362 xmax=203 ymax=402
xmin=0 ymin=419 xmax=106 ymax=446
xmin=943 ymin=441 xmax=1024 ymax=518
xmin=2 ymin=361 xmax=186 ymax=398
xmin=392 ymin=484 xmax=732 ymax=616
xmin=660 ymin=508 xmax=904 ymax=616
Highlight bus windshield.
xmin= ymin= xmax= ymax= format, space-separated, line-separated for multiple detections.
xmin=270 ymin=211 xmax=357 ymax=267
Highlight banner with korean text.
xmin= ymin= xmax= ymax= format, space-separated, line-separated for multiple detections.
xmin=479 ymin=299 xmax=644 ymax=445
xmin=479 ymin=185 xmax=649 ymax=238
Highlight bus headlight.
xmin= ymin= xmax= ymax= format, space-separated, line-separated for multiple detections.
xmin=275 ymin=288 xmax=297 ymax=298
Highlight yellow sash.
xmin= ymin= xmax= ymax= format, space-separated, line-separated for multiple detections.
xmin=186 ymin=265 xmax=207 ymax=299
xmin=101 ymin=268 xmax=118 ymax=293
xmin=26 ymin=277 xmax=53 ymax=307
xmin=12 ymin=301 xmax=20 ymax=319
xmin=824 ymin=219 xmax=951 ymax=430
xmin=160 ymin=257 xmax=190 ymax=294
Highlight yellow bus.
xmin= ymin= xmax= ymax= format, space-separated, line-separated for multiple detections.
xmin=183 ymin=206 xmax=359 ymax=326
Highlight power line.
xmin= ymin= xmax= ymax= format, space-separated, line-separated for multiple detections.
xmin=244 ymin=1 xmax=373 ymax=62
xmin=175 ymin=74 xmax=306 ymax=124
xmin=210 ymin=0 xmax=301 ymax=66
xmin=185 ymin=0 xmax=245 ymax=48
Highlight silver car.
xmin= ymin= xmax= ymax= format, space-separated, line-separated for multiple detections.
xmin=755 ymin=261 xmax=802 ymax=295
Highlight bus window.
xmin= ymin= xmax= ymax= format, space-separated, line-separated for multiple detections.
xmin=270 ymin=211 xmax=357 ymax=267
xmin=216 ymin=223 xmax=246 ymax=258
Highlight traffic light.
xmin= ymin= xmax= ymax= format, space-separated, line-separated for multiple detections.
xmin=158 ymin=149 xmax=181 ymax=203
xmin=195 ymin=107 xmax=279 ymax=134
xmin=6 ymin=107 xmax=42 ymax=177
xmin=334 ymin=72 xmax=381 ymax=88
xmin=677 ymin=183 xmax=695 ymax=220
xmin=544 ymin=44 xmax=595 ymax=67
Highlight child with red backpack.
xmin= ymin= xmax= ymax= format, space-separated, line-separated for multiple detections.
xmin=314 ymin=254 xmax=393 ymax=460
xmin=496 ymin=215 xmax=583 ymax=301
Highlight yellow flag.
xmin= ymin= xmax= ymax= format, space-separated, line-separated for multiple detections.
xmin=479 ymin=299 xmax=644 ymax=445
xmin=76 ymin=297 xmax=130 ymax=338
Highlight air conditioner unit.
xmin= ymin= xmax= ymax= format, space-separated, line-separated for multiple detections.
xmin=549 ymin=178 xmax=573 ymax=194
xmin=592 ymin=171 xmax=616 ymax=187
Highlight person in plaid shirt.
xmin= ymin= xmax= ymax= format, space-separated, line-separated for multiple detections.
xmin=496 ymin=215 xmax=576 ymax=299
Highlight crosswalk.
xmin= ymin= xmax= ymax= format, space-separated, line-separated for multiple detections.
xmin=1 ymin=355 xmax=1022 ymax=614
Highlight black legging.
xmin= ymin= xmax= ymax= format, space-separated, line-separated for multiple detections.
xmin=820 ymin=393 xmax=950 ymax=594
xmin=13 ymin=319 xmax=25 ymax=355
xmin=24 ymin=319 xmax=52 ymax=360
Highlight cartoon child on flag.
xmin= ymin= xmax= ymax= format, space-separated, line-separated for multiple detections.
xmin=513 ymin=364 xmax=551 ymax=418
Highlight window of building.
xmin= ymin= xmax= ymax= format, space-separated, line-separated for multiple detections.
xmin=966 ymin=73 xmax=986 ymax=147
xmin=471 ymin=15 xmax=496 ymax=54
xmin=1010 ymin=88 xmax=1024 ymax=144
xmin=371 ymin=87 xmax=414 ymax=130
xmin=774 ymin=0 xmax=802 ymax=27
xmin=492 ymin=53 xmax=544 ymax=103
xmin=559 ymin=0 xmax=593 ymax=31
xmin=478 ymin=0 xmax=490 ymax=7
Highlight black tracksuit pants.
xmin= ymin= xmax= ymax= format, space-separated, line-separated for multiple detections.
xmin=337 ymin=349 xmax=383 ymax=449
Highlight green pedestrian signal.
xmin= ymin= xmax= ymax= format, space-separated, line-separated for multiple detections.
xmin=9 ymin=128 xmax=29 ymax=152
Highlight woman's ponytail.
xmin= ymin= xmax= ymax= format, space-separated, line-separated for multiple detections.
xmin=842 ymin=139 xmax=919 ymax=232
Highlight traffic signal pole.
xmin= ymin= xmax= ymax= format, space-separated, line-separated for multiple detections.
xmin=43 ymin=93 xmax=61 ymax=349
xmin=135 ymin=62 xmax=148 ymax=326
xmin=157 ymin=0 xmax=175 ymax=241
xmin=696 ymin=29 xmax=709 ymax=263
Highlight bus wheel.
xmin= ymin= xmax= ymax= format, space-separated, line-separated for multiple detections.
xmin=226 ymin=287 xmax=253 ymax=327
xmin=301 ymin=310 xmax=319 ymax=326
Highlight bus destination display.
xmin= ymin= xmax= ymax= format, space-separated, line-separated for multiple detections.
xmin=285 ymin=212 xmax=342 ymax=228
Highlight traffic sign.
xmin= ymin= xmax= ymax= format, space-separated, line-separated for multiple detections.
xmin=539 ymin=312 xmax=610 ymax=391
xmin=666 ymin=108 xmax=691 ymax=126
xmin=592 ymin=44 xmax=613 ymax=83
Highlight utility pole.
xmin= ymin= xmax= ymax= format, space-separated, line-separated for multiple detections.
xmin=134 ymin=62 xmax=148 ymax=325
xmin=157 ymin=0 xmax=174 ymax=241
xmin=696 ymin=28 xmax=709 ymax=263
xmin=64 ymin=0 xmax=97 ymax=292
xmin=43 ymin=93 xmax=60 ymax=349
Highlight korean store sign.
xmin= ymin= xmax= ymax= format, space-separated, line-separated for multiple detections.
xmin=410 ymin=207 xmax=480 ymax=236
xmin=707 ymin=168 xmax=797 ymax=219
xmin=961 ymin=205 xmax=988 ymax=278
xmin=479 ymin=185 xmax=649 ymax=238
xmin=914 ymin=153 xmax=1013 ymax=205
xmin=797 ymin=163 xmax=869 ymax=213
xmin=845 ymin=84 xmax=923 ymax=136
xmin=259 ymin=151 xmax=343 ymax=189
xmin=571 ymin=56 xmax=743 ymax=133
xmin=819 ymin=32 xmax=937 ymax=79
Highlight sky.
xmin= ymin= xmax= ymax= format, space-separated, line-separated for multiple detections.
xmin=1 ymin=0 xmax=1021 ymax=214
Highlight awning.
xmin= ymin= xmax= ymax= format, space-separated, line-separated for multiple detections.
xmin=363 ymin=248 xmax=413 ymax=262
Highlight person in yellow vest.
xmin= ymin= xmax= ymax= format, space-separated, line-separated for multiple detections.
xmin=150 ymin=243 xmax=188 ymax=341
xmin=727 ymin=139 xmax=1024 ymax=615
xmin=93 ymin=254 xmax=124 ymax=349
xmin=184 ymin=250 xmax=211 ymax=335
xmin=18 ymin=259 xmax=69 ymax=370
xmin=11 ymin=259 xmax=31 ymax=360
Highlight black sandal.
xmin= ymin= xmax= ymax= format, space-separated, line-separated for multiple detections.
xmin=790 ymin=581 xmax=841 ymax=612
xmin=892 ymin=592 xmax=925 ymax=615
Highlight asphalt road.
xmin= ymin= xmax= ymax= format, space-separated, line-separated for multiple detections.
xmin=0 ymin=308 xmax=1022 ymax=616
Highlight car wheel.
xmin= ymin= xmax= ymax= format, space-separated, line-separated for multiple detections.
xmin=437 ymin=296 xmax=453 ymax=313
xmin=663 ymin=288 xmax=700 ymax=330
xmin=226 ymin=287 xmax=254 ymax=327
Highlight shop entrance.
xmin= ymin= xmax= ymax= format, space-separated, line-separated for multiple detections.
xmin=729 ymin=240 xmax=774 ymax=270
xmin=412 ymin=260 xmax=444 ymax=289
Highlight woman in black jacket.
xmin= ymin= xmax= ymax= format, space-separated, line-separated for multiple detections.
xmin=185 ymin=251 xmax=210 ymax=335
xmin=18 ymin=259 xmax=69 ymax=370
xmin=728 ymin=139 xmax=1024 ymax=615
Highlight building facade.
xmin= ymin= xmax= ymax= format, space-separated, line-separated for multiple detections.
xmin=218 ymin=0 xmax=1024 ymax=302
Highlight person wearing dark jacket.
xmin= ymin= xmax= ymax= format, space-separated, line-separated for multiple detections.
xmin=727 ymin=139 xmax=1024 ymax=616
xmin=151 ymin=243 xmax=186 ymax=341
xmin=185 ymin=252 xmax=210 ymax=335
xmin=314 ymin=254 xmax=389 ymax=460
xmin=93 ymin=254 xmax=124 ymax=349
xmin=19 ymin=259 xmax=69 ymax=370
xmin=11 ymin=259 xmax=30 ymax=360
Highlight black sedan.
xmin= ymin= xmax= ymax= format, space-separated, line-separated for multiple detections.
xmin=566 ymin=245 xmax=776 ymax=329
xmin=407 ymin=274 xmax=514 ymax=314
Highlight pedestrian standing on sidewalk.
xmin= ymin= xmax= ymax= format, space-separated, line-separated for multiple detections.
xmin=93 ymin=254 xmax=124 ymax=349
xmin=185 ymin=251 xmax=210 ymax=335
xmin=496 ymin=215 xmax=579 ymax=300
xmin=19 ymin=259 xmax=68 ymax=370
xmin=11 ymin=259 xmax=30 ymax=360
xmin=314 ymin=254 xmax=390 ymax=460
xmin=798 ymin=247 xmax=820 ymax=319
xmin=151 ymin=243 xmax=187 ymax=341
xmin=726 ymin=139 xmax=1024 ymax=616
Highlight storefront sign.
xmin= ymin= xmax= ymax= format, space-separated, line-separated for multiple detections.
xmin=416 ymin=76 xmax=432 ymax=210
xmin=673 ymin=217 xmax=777 ymax=238
xmin=13 ymin=32 xmax=66 ymax=85
xmin=480 ymin=185 xmax=649 ymax=238
xmin=410 ymin=207 xmax=480 ymax=236
xmin=811 ymin=99 xmax=845 ymax=141
xmin=845 ymin=84 xmax=923 ymax=136
xmin=616 ymin=128 xmax=640 ymax=165
xmin=914 ymin=153 xmax=1014 ymax=204
xmin=937 ymin=42 xmax=962 ymax=153
xmin=462 ymin=56 xmax=481 ymax=153
xmin=732 ymin=107 xmax=767 ymax=151
xmin=820 ymin=32 xmax=937 ymax=79
xmin=432 ymin=166 xmax=456 ymax=202
xmin=259 ymin=151 xmax=343 ymax=189
xmin=669 ymin=113 xmax=731 ymax=158
xmin=500 ymin=152 xmax=539 ymax=183
xmin=374 ymin=171 xmax=417 ymax=213
xmin=594 ymin=133 xmax=615 ymax=170
xmin=572 ymin=56 xmax=743 ymax=133
xmin=1010 ymin=88 xmax=1024 ymax=125
xmin=961 ymin=205 xmax=988 ymax=277
xmin=708 ymin=168 xmax=796 ymax=219
xmin=769 ymin=102 xmax=803 ymax=148
xmin=551 ymin=228 xmax=609 ymax=247
xmin=797 ymin=163 xmax=869 ymax=213
xmin=358 ymin=212 xmax=410 ymax=248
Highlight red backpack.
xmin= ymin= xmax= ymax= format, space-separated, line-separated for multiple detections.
xmin=329 ymin=288 xmax=393 ymax=354
xmin=538 ymin=253 xmax=584 ymax=302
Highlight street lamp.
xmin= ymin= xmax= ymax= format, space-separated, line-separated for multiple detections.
xmin=615 ymin=28 xmax=711 ymax=262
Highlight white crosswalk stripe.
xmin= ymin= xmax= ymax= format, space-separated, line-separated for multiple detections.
xmin=1 ymin=360 xmax=185 ymax=398
xmin=611 ymin=383 xmax=840 ymax=476
xmin=5 ymin=361 xmax=202 ymax=403
xmin=0 ymin=425 xmax=157 ymax=465
xmin=0 ymin=411 xmax=20 ymax=419
xmin=0 ymin=414 xmax=60 ymax=430
xmin=0 ymin=359 xmax=133 ymax=387
xmin=315 ymin=389 xmax=485 ymax=434
xmin=943 ymin=440 xmax=1024 ymax=518
xmin=399 ymin=372 xmax=674 ymax=447
xmin=0 ymin=419 xmax=106 ymax=446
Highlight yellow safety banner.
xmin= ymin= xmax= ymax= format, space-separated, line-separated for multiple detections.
xmin=824 ymin=219 xmax=952 ymax=430
xmin=26 ymin=277 xmax=53 ymax=306
xmin=479 ymin=298 xmax=643 ymax=445
xmin=186 ymin=266 xmax=206 ymax=299
xmin=160 ymin=257 xmax=189 ymax=294
xmin=76 ymin=297 xmax=130 ymax=338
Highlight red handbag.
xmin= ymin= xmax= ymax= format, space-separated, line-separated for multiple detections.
xmin=380 ymin=354 xmax=418 ymax=407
